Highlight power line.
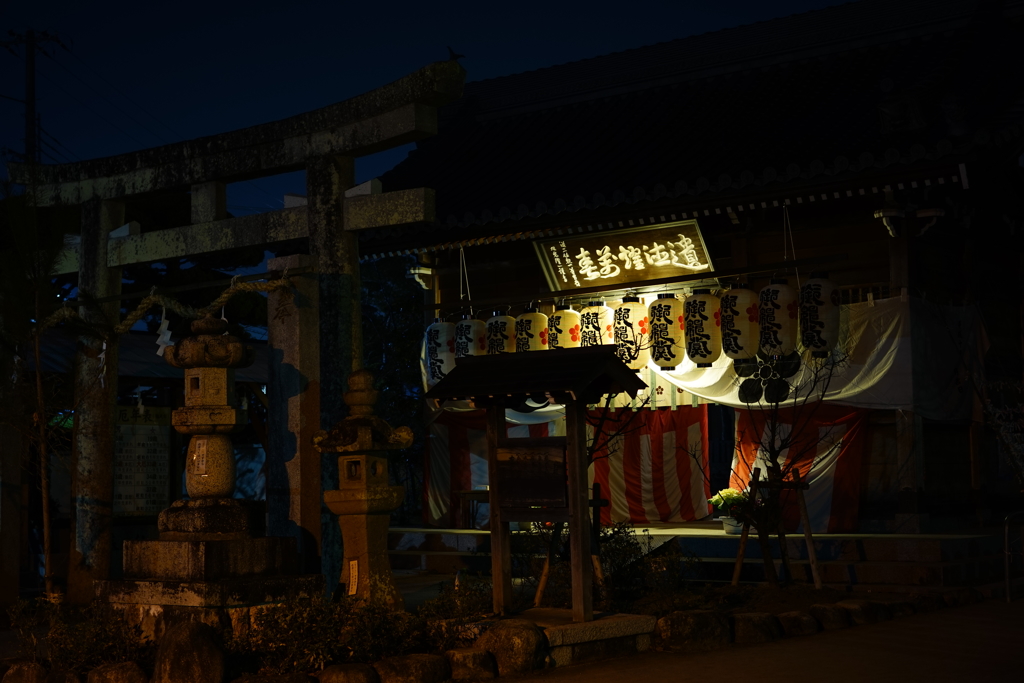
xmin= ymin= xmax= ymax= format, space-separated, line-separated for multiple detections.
xmin=39 ymin=126 xmax=81 ymax=161
xmin=39 ymin=138 xmax=72 ymax=163
xmin=42 ymin=51 xmax=168 ymax=145
xmin=63 ymin=49 xmax=187 ymax=141
xmin=1 ymin=29 xmax=62 ymax=164
xmin=10 ymin=50 xmax=151 ymax=149
xmin=64 ymin=46 xmax=281 ymax=206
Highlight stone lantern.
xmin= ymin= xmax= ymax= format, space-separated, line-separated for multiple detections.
xmin=97 ymin=314 xmax=322 ymax=639
xmin=165 ymin=314 xmax=253 ymax=499
xmin=315 ymin=369 xmax=412 ymax=608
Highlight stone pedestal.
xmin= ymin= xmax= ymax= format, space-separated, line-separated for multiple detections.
xmin=324 ymin=455 xmax=404 ymax=607
xmin=97 ymin=498 xmax=323 ymax=640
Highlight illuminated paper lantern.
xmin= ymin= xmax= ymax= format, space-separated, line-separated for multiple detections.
xmin=800 ymin=271 xmax=840 ymax=358
xmin=647 ymin=293 xmax=685 ymax=371
xmin=515 ymin=307 xmax=549 ymax=352
xmin=486 ymin=310 xmax=515 ymax=354
xmin=548 ymin=305 xmax=581 ymax=349
xmin=758 ymin=278 xmax=798 ymax=357
xmin=684 ymin=289 xmax=722 ymax=368
xmin=454 ymin=315 xmax=487 ymax=358
xmin=424 ymin=318 xmax=456 ymax=386
xmin=720 ymin=284 xmax=760 ymax=366
xmin=613 ymin=296 xmax=650 ymax=371
xmin=579 ymin=301 xmax=614 ymax=347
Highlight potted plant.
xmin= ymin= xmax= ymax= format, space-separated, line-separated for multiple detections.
xmin=708 ymin=487 xmax=749 ymax=535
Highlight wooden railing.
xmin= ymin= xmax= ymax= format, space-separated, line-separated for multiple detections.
xmin=838 ymin=283 xmax=894 ymax=305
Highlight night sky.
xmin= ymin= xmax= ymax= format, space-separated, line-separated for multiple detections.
xmin=2 ymin=0 xmax=850 ymax=212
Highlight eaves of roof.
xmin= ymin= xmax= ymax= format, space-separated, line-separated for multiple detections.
xmin=360 ymin=158 xmax=968 ymax=259
xmin=373 ymin=0 xmax=1024 ymax=250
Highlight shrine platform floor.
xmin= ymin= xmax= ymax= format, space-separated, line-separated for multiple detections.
xmin=389 ymin=522 xmax=1004 ymax=595
xmin=390 ymin=521 xmax=994 ymax=541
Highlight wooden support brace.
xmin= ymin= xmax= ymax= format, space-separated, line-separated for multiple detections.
xmin=793 ymin=470 xmax=822 ymax=589
xmin=731 ymin=466 xmax=760 ymax=587
xmin=731 ymin=523 xmax=750 ymax=587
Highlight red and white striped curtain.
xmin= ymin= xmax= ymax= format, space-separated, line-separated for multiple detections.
xmin=730 ymin=404 xmax=867 ymax=533
xmin=426 ymin=406 xmax=711 ymax=527
xmin=589 ymin=406 xmax=711 ymax=525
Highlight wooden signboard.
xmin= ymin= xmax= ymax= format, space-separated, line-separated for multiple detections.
xmin=533 ymin=220 xmax=714 ymax=292
xmin=496 ymin=442 xmax=567 ymax=509
xmin=114 ymin=407 xmax=172 ymax=516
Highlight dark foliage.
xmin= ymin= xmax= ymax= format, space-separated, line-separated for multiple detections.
xmin=7 ymin=597 xmax=154 ymax=675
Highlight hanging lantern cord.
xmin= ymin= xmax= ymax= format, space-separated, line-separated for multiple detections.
xmin=459 ymin=246 xmax=474 ymax=315
xmin=783 ymin=205 xmax=801 ymax=286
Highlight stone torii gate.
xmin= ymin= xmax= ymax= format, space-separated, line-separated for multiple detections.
xmin=9 ymin=61 xmax=464 ymax=603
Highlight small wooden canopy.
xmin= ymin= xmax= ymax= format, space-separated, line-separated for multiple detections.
xmin=424 ymin=346 xmax=647 ymax=405
xmin=426 ymin=346 xmax=645 ymax=623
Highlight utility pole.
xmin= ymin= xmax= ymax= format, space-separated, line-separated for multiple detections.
xmin=2 ymin=29 xmax=64 ymax=164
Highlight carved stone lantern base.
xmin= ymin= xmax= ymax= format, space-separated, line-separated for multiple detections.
xmin=96 ymin=497 xmax=323 ymax=641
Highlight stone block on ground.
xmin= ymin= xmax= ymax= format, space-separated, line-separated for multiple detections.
xmin=541 ymin=614 xmax=656 ymax=648
xmin=732 ymin=613 xmax=783 ymax=645
xmin=943 ymin=589 xmax=977 ymax=608
xmin=655 ymin=610 xmax=730 ymax=652
xmin=564 ymin=635 xmax=644 ymax=666
xmin=910 ymin=593 xmax=945 ymax=613
xmin=151 ymin=620 xmax=224 ymax=683
xmin=472 ymin=619 xmax=547 ymax=676
xmin=85 ymin=662 xmax=148 ymax=683
xmin=373 ymin=654 xmax=449 ymax=683
xmin=445 ymin=648 xmax=496 ymax=681
xmin=880 ymin=601 xmax=915 ymax=619
xmin=429 ymin=619 xmax=495 ymax=647
xmin=2 ymin=662 xmax=48 ymax=683
xmin=808 ymin=604 xmax=850 ymax=630
xmin=776 ymin=611 xmax=819 ymax=637
xmin=316 ymin=663 xmax=380 ymax=683
xmin=836 ymin=599 xmax=887 ymax=625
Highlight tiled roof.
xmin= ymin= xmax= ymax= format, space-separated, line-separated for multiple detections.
xmin=373 ymin=0 xmax=1024 ymax=248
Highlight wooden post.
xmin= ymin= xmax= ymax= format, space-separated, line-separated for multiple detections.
xmin=729 ymin=464 xmax=761 ymax=589
xmin=486 ymin=405 xmax=512 ymax=615
xmin=793 ymin=470 xmax=822 ymax=589
xmin=773 ymin=471 xmax=794 ymax=585
xmin=533 ymin=521 xmax=564 ymax=608
xmin=0 ymin=422 xmax=23 ymax=606
xmin=746 ymin=467 xmax=779 ymax=587
xmin=565 ymin=400 xmax=593 ymax=622
xmin=590 ymin=482 xmax=609 ymax=588
xmin=731 ymin=523 xmax=750 ymax=587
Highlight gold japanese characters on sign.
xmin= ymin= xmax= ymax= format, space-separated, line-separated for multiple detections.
xmin=533 ymin=220 xmax=713 ymax=292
